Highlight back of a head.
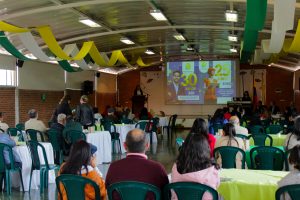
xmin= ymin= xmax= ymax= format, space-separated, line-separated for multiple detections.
xmin=229 ymin=116 xmax=239 ymax=125
xmin=57 ymin=113 xmax=66 ymax=123
xmin=80 ymin=95 xmax=88 ymax=103
xmin=223 ymin=123 xmax=236 ymax=137
xmin=176 ymin=133 xmax=211 ymax=174
xmin=61 ymin=94 xmax=71 ymax=103
xmin=191 ymin=118 xmax=208 ymax=137
xmin=28 ymin=109 xmax=37 ymax=119
xmin=293 ymin=116 xmax=300 ymax=138
xmin=125 ymin=129 xmax=147 ymax=153
xmin=61 ymin=140 xmax=91 ymax=174
xmin=289 ymin=145 xmax=300 ymax=170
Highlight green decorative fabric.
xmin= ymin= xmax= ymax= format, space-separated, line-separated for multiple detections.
xmin=240 ymin=0 xmax=267 ymax=63
xmin=58 ymin=60 xmax=83 ymax=72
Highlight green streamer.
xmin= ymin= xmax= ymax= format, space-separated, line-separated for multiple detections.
xmin=240 ymin=0 xmax=267 ymax=63
xmin=0 ymin=31 xmax=29 ymax=61
xmin=58 ymin=60 xmax=83 ymax=72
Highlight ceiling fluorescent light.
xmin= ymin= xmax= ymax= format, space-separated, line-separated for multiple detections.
xmin=173 ymin=33 xmax=185 ymax=41
xmin=230 ymin=48 xmax=237 ymax=53
xmin=228 ymin=34 xmax=238 ymax=42
xmin=186 ymin=46 xmax=194 ymax=51
xmin=79 ymin=18 xmax=101 ymax=27
xmin=120 ymin=37 xmax=135 ymax=45
xmin=225 ymin=10 xmax=238 ymax=22
xmin=145 ymin=49 xmax=155 ymax=55
xmin=25 ymin=53 xmax=37 ymax=59
xmin=150 ymin=10 xmax=167 ymax=21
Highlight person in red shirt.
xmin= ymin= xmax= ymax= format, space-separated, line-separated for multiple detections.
xmin=191 ymin=118 xmax=216 ymax=157
xmin=223 ymin=107 xmax=232 ymax=121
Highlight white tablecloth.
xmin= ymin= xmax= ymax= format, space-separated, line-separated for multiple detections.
xmin=158 ymin=117 xmax=169 ymax=135
xmin=115 ymin=124 xmax=136 ymax=153
xmin=11 ymin=142 xmax=55 ymax=191
xmin=86 ymin=131 xmax=112 ymax=164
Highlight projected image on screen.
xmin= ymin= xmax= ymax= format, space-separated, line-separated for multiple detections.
xmin=166 ymin=60 xmax=236 ymax=104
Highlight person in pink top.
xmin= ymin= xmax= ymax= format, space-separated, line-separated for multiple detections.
xmin=191 ymin=118 xmax=216 ymax=157
xmin=171 ymin=133 xmax=220 ymax=200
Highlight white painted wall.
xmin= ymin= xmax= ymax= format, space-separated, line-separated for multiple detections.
xmin=66 ymin=70 xmax=95 ymax=90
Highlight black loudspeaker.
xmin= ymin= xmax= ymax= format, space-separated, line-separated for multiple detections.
xmin=82 ymin=81 xmax=93 ymax=95
xmin=96 ymin=72 xmax=100 ymax=78
xmin=16 ymin=59 xmax=24 ymax=68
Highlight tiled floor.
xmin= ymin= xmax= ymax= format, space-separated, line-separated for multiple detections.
xmin=0 ymin=130 xmax=188 ymax=200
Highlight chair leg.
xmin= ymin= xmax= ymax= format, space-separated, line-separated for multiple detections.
xmin=112 ymin=140 xmax=115 ymax=154
xmin=5 ymin=170 xmax=10 ymax=195
xmin=18 ymin=169 xmax=25 ymax=192
xmin=118 ymin=139 xmax=121 ymax=154
xmin=40 ymin=169 xmax=44 ymax=194
xmin=29 ymin=169 xmax=33 ymax=193
xmin=44 ymin=170 xmax=49 ymax=188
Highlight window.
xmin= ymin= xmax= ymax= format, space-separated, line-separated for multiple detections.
xmin=0 ymin=69 xmax=16 ymax=86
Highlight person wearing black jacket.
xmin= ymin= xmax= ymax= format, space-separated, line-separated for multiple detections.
xmin=51 ymin=95 xmax=72 ymax=123
xmin=76 ymin=95 xmax=94 ymax=129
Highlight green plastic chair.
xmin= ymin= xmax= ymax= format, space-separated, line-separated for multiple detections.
xmin=26 ymin=129 xmax=45 ymax=142
xmin=0 ymin=143 xmax=25 ymax=195
xmin=250 ymin=146 xmax=285 ymax=171
xmin=27 ymin=140 xmax=59 ymax=193
xmin=16 ymin=123 xmax=25 ymax=131
xmin=247 ymin=134 xmax=273 ymax=146
xmin=275 ymin=184 xmax=300 ymax=200
xmin=266 ymin=124 xmax=283 ymax=134
xmin=249 ymin=125 xmax=265 ymax=134
xmin=164 ymin=182 xmax=219 ymax=200
xmin=7 ymin=127 xmax=21 ymax=137
xmin=56 ymin=174 xmax=101 ymax=200
xmin=48 ymin=129 xmax=63 ymax=165
xmin=101 ymin=120 xmax=121 ymax=154
xmin=213 ymin=146 xmax=246 ymax=169
xmin=65 ymin=130 xmax=86 ymax=144
xmin=108 ymin=181 xmax=161 ymax=200
xmin=235 ymin=134 xmax=248 ymax=140
xmin=121 ymin=118 xmax=133 ymax=124
xmin=135 ymin=121 xmax=150 ymax=131
xmin=213 ymin=124 xmax=223 ymax=135
xmin=0 ymin=128 xmax=4 ymax=133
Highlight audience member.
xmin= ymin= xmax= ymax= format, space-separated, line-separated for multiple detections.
xmin=191 ymin=118 xmax=216 ymax=157
xmin=229 ymin=116 xmax=248 ymax=136
xmin=278 ymin=145 xmax=300 ymax=200
xmin=171 ymin=133 xmax=220 ymax=200
xmin=285 ymin=116 xmax=300 ymax=150
xmin=51 ymin=95 xmax=72 ymax=123
xmin=50 ymin=114 xmax=66 ymax=153
xmin=223 ymin=107 xmax=231 ymax=121
xmin=139 ymin=107 xmax=152 ymax=120
xmin=58 ymin=140 xmax=106 ymax=200
xmin=25 ymin=109 xmax=47 ymax=139
xmin=215 ymin=123 xmax=247 ymax=169
xmin=0 ymin=112 xmax=9 ymax=132
xmin=106 ymin=129 xmax=169 ymax=197
xmin=209 ymin=109 xmax=227 ymax=134
xmin=104 ymin=107 xmax=119 ymax=124
xmin=93 ymin=107 xmax=102 ymax=124
xmin=269 ymin=101 xmax=280 ymax=115
xmin=75 ymin=95 xmax=94 ymax=129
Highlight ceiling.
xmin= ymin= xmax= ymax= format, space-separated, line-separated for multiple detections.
xmin=1 ymin=0 xmax=300 ymax=72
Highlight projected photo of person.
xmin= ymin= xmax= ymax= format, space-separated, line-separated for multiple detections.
xmin=167 ymin=70 xmax=185 ymax=103
xmin=204 ymin=67 xmax=219 ymax=104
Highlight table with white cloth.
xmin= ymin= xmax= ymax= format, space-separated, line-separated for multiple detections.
xmin=115 ymin=124 xmax=136 ymax=153
xmin=86 ymin=131 xmax=112 ymax=163
xmin=158 ymin=117 xmax=169 ymax=135
xmin=11 ymin=142 xmax=55 ymax=191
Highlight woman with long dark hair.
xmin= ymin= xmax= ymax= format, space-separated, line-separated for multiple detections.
xmin=215 ymin=123 xmax=246 ymax=168
xmin=191 ymin=118 xmax=216 ymax=157
xmin=171 ymin=133 xmax=220 ymax=200
xmin=58 ymin=140 xmax=106 ymax=200
xmin=285 ymin=116 xmax=300 ymax=150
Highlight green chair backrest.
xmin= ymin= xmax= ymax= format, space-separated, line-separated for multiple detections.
xmin=0 ymin=143 xmax=17 ymax=172
xmin=248 ymin=134 xmax=273 ymax=146
xmin=26 ymin=129 xmax=45 ymax=142
xmin=48 ymin=129 xmax=61 ymax=151
xmin=65 ymin=130 xmax=86 ymax=144
xmin=149 ymin=117 xmax=159 ymax=132
xmin=164 ymin=182 xmax=219 ymax=200
xmin=27 ymin=140 xmax=50 ymax=170
xmin=235 ymin=134 xmax=248 ymax=140
xmin=56 ymin=174 xmax=101 ymax=200
xmin=213 ymin=146 xmax=246 ymax=169
xmin=7 ymin=127 xmax=20 ymax=137
xmin=121 ymin=118 xmax=133 ymax=124
xmin=275 ymin=184 xmax=300 ymax=200
xmin=16 ymin=123 xmax=25 ymax=131
xmin=135 ymin=121 xmax=150 ymax=131
xmin=266 ymin=124 xmax=283 ymax=134
xmin=108 ymin=181 xmax=160 ymax=200
xmin=0 ymin=128 xmax=4 ymax=133
xmin=250 ymin=125 xmax=265 ymax=134
xmin=261 ymin=119 xmax=271 ymax=128
xmin=101 ymin=120 xmax=116 ymax=133
xmin=250 ymin=146 xmax=285 ymax=170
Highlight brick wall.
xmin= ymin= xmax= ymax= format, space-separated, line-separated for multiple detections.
xmin=118 ymin=70 xmax=140 ymax=108
xmin=266 ymin=68 xmax=294 ymax=111
xmin=0 ymin=88 xmax=15 ymax=127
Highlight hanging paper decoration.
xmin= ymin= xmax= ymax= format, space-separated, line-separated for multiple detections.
xmin=283 ymin=20 xmax=300 ymax=52
xmin=240 ymin=0 xmax=267 ymax=63
xmin=0 ymin=21 xmax=29 ymax=32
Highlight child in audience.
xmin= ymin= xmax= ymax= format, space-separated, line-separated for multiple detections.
xmin=171 ymin=133 xmax=220 ymax=200
xmin=58 ymin=140 xmax=106 ymax=200
xmin=278 ymin=145 xmax=300 ymax=200
xmin=215 ymin=123 xmax=248 ymax=168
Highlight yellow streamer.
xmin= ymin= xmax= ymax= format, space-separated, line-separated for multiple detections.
xmin=37 ymin=26 xmax=92 ymax=60
xmin=0 ymin=21 xmax=29 ymax=33
xmin=283 ymin=20 xmax=300 ymax=52
xmin=136 ymin=56 xmax=150 ymax=67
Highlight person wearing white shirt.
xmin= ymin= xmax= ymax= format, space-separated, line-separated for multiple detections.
xmin=229 ymin=116 xmax=248 ymax=136
xmin=25 ymin=109 xmax=47 ymax=141
xmin=0 ymin=112 xmax=9 ymax=132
